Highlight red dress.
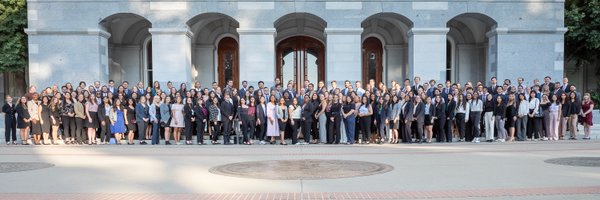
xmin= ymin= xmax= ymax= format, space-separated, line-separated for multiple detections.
xmin=581 ymin=101 xmax=593 ymax=125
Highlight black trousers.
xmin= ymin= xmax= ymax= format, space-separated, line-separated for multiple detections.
xmin=61 ymin=116 xmax=75 ymax=139
xmin=184 ymin=119 xmax=194 ymax=141
xmin=4 ymin=117 xmax=16 ymax=142
xmin=455 ymin=113 xmax=466 ymax=140
xmin=255 ymin=120 xmax=265 ymax=141
xmin=291 ymin=119 xmax=301 ymax=144
xmin=445 ymin=118 xmax=454 ymax=142
xmin=311 ymin=120 xmax=319 ymax=141
xmin=327 ymin=116 xmax=341 ymax=144
xmin=75 ymin=118 xmax=85 ymax=143
xmin=241 ymin=118 xmax=254 ymax=143
xmin=435 ymin=117 xmax=447 ymax=142
xmin=222 ymin=118 xmax=232 ymax=144
xmin=196 ymin=120 xmax=205 ymax=143
xmin=303 ymin=120 xmax=313 ymax=143
xmin=359 ymin=116 xmax=371 ymax=142
xmin=210 ymin=121 xmax=221 ymax=141
xmin=100 ymin=117 xmax=111 ymax=142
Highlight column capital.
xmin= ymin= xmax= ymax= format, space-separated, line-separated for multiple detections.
xmin=408 ymin=28 xmax=449 ymax=37
xmin=149 ymin=28 xmax=193 ymax=38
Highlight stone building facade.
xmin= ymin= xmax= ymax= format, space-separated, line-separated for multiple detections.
xmin=26 ymin=0 xmax=566 ymax=89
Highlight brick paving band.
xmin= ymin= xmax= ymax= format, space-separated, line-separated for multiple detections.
xmin=1 ymin=186 xmax=599 ymax=200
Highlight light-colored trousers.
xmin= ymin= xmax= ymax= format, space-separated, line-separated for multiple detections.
xmin=548 ymin=111 xmax=560 ymax=140
xmin=495 ymin=116 xmax=506 ymax=140
xmin=569 ymin=114 xmax=578 ymax=138
xmin=484 ymin=112 xmax=495 ymax=140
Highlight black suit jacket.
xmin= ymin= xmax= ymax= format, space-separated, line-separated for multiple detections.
xmin=220 ymin=101 xmax=234 ymax=121
xmin=302 ymin=101 xmax=317 ymax=122
xmin=256 ymin=104 xmax=267 ymax=124
xmin=97 ymin=105 xmax=110 ymax=122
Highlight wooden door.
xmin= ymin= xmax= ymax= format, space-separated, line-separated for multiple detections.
xmin=362 ymin=37 xmax=383 ymax=86
xmin=276 ymin=36 xmax=325 ymax=91
xmin=218 ymin=37 xmax=239 ymax=88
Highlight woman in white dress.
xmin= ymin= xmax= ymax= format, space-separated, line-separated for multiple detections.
xmin=170 ymin=96 xmax=185 ymax=144
xmin=266 ymin=95 xmax=280 ymax=144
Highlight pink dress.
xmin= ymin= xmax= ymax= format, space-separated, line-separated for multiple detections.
xmin=266 ymin=102 xmax=280 ymax=136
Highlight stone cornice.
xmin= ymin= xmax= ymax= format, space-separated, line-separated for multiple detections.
xmin=24 ymin=28 xmax=111 ymax=38
xmin=486 ymin=27 xmax=568 ymax=37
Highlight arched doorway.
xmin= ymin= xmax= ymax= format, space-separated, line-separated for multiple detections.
xmin=447 ymin=13 xmax=497 ymax=83
xmin=276 ymin=36 xmax=325 ymax=90
xmin=361 ymin=13 xmax=413 ymax=86
xmin=362 ymin=37 xmax=383 ymax=86
xmin=100 ymin=13 xmax=151 ymax=85
xmin=187 ymin=13 xmax=240 ymax=88
xmin=217 ymin=37 xmax=239 ymax=88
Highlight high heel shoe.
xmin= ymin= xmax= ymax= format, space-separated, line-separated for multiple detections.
xmin=280 ymin=142 xmax=287 ymax=145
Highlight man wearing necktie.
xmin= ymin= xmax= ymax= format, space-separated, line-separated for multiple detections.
xmin=220 ymin=93 xmax=234 ymax=145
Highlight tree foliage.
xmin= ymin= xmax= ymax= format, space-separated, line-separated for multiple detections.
xmin=0 ymin=0 xmax=27 ymax=72
xmin=565 ymin=0 xmax=600 ymax=71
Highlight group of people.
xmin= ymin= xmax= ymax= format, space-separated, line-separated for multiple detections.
xmin=1 ymin=75 xmax=595 ymax=146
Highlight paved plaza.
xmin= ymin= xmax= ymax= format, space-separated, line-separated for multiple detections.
xmin=0 ymin=138 xmax=599 ymax=200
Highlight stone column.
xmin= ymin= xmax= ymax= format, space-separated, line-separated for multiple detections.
xmin=149 ymin=28 xmax=193 ymax=86
xmin=237 ymin=28 xmax=276 ymax=87
xmin=25 ymin=28 xmax=110 ymax=88
xmin=408 ymin=28 xmax=449 ymax=83
xmin=324 ymin=28 xmax=362 ymax=83
xmin=490 ymin=27 xmax=567 ymax=82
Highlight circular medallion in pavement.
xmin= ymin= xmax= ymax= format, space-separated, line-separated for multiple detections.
xmin=209 ymin=159 xmax=393 ymax=180
xmin=0 ymin=162 xmax=55 ymax=173
xmin=544 ymin=157 xmax=600 ymax=167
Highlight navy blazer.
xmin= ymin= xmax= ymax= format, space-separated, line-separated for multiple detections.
xmin=135 ymin=103 xmax=149 ymax=122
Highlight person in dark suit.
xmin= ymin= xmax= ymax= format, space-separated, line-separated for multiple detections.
xmin=411 ymin=76 xmax=421 ymax=96
xmin=561 ymin=77 xmax=572 ymax=93
xmin=542 ymin=76 xmax=555 ymax=93
xmin=302 ymin=94 xmax=318 ymax=144
xmin=413 ymin=96 xmax=425 ymax=143
xmin=402 ymin=95 xmax=414 ymax=143
xmin=3 ymin=95 xmax=17 ymax=144
xmin=256 ymin=96 xmax=267 ymax=144
xmin=220 ymin=93 xmax=234 ymax=145
xmin=434 ymin=95 xmax=447 ymax=142
xmin=135 ymin=96 xmax=150 ymax=145
xmin=445 ymin=93 xmax=456 ymax=142
xmin=194 ymin=98 xmax=207 ymax=145
xmin=97 ymin=97 xmax=112 ymax=144
xmin=488 ymin=77 xmax=501 ymax=95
